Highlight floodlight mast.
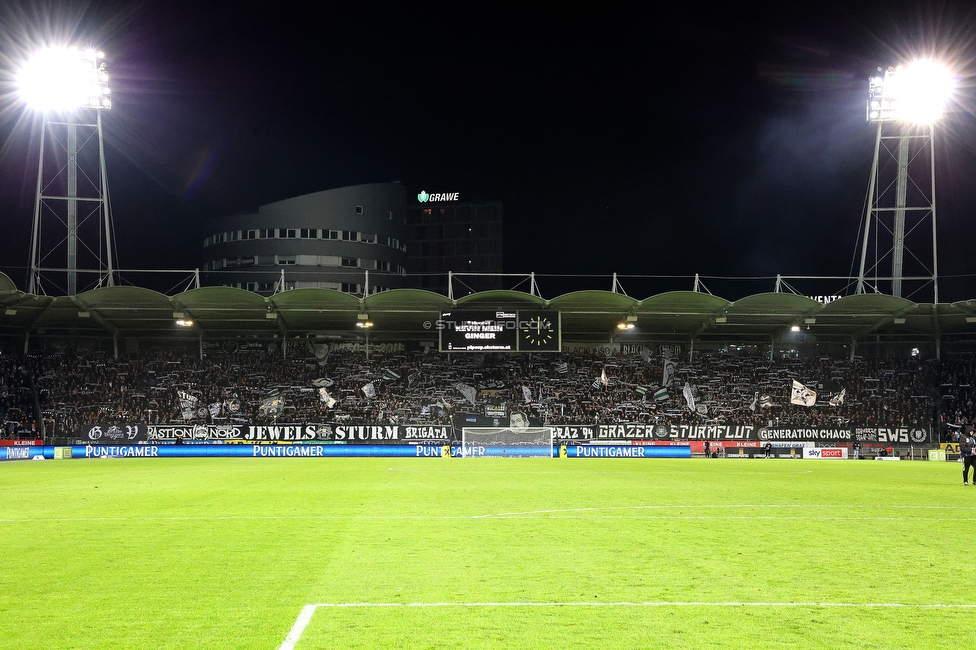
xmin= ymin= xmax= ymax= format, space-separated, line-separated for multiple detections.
xmin=855 ymin=61 xmax=951 ymax=303
xmin=22 ymin=47 xmax=116 ymax=296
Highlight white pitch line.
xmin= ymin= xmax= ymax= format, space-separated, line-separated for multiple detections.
xmin=279 ymin=604 xmax=317 ymax=650
xmin=279 ymin=600 xmax=976 ymax=648
xmin=3 ymin=503 xmax=976 ymax=525
xmin=307 ymin=601 xmax=976 ymax=608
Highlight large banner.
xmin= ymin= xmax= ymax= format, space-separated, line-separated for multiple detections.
xmin=76 ymin=424 xmax=149 ymax=444
xmin=759 ymin=425 xmax=929 ymax=444
xmin=551 ymin=423 xmax=931 ymax=444
xmin=552 ymin=424 xmax=759 ymax=442
xmin=139 ymin=423 xmax=452 ymax=444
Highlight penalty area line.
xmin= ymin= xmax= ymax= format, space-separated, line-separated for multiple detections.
xmin=279 ymin=604 xmax=317 ymax=650
xmin=279 ymin=600 xmax=976 ymax=649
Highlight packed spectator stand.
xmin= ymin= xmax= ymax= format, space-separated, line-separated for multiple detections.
xmin=2 ymin=342 xmax=965 ymax=444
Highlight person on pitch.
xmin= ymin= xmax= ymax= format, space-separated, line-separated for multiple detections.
xmin=961 ymin=428 xmax=976 ymax=485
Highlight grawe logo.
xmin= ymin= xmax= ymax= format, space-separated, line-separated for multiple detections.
xmin=417 ymin=190 xmax=460 ymax=203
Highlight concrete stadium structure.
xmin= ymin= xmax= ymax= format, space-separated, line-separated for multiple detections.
xmin=201 ymin=182 xmax=409 ymax=295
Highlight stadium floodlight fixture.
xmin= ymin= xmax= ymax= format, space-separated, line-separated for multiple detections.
xmin=17 ymin=46 xmax=111 ymax=112
xmin=867 ymin=59 xmax=954 ymax=124
xmin=175 ymin=319 xmax=194 ymax=327
xmin=616 ymin=321 xmax=634 ymax=330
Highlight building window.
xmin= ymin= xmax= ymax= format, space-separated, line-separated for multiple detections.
xmin=342 ymin=230 xmax=356 ymax=241
xmin=329 ymin=230 xmax=340 ymax=240
xmin=248 ymin=230 xmax=258 ymax=239
xmin=341 ymin=257 xmax=359 ymax=267
xmin=355 ymin=205 xmax=364 ymax=215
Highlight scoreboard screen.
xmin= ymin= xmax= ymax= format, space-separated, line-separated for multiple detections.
xmin=438 ymin=311 xmax=560 ymax=352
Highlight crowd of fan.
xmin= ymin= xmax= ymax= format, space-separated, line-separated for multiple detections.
xmin=0 ymin=343 xmax=961 ymax=440
xmin=0 ymin=357 xmax=37 ymax=438
xmin=938 ymin=353 xmax=976 ymax=440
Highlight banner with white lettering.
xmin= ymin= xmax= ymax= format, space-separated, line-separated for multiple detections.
xmin=139 ymin=423 xmax=453 ymax=444
xmin=551 ymin=423 xmax=931 ymax=444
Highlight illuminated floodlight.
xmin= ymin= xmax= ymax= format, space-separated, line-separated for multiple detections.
xmin=867 ymin=60 xmax=954 ymax=124
xmin=17 ymin=46 xmax=112 ymax=112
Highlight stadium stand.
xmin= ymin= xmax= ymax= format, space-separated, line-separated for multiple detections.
xmin=0 ymin=347 xmax=941 ymax=440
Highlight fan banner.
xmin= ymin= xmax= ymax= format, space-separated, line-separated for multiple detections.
xmin=73 ymin=423 xmax=452 ymax=445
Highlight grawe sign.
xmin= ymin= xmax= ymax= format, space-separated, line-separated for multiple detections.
xmin=417 ymin=191 xmax=460 ymax=203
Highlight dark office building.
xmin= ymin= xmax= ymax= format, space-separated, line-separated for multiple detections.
xmin=404 ymin=192 xmax=503 ymax=295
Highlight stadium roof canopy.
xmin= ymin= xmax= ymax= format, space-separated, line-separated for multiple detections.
xmin=1 ymin=272 xmax=975 ymax=345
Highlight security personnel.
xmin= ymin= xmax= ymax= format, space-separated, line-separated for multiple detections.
xmin=961 ymin=428 xmax=976 ymax=485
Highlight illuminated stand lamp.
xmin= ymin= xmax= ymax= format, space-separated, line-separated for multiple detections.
xmin=18 ymin=47 xmax=115 ymax=296
xmin=855 ymin=60 xmax=954 ymax=302
xmin=616 ymin=315 xmax=637 ymax=330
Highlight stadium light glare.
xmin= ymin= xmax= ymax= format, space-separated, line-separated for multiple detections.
xmin=867 ymin=59 xmax=954 ymax=124
xmin=17 ymin=46 xmax=112 ymax=112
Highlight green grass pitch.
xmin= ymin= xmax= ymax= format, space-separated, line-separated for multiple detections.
xmin=1 ymin=456 xmax=974 ymax=649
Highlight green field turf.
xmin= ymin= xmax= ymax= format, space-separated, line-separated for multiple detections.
xmin=1 ymin=456 xmax=973 ymax=649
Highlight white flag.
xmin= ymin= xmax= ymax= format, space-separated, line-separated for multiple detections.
xmin=312 ymin=377 xmax=333 ymax=388
xmin=829 ymin=388 xmax=846 ymax=407
xmin=600 ymin=367 xmax=609 ymax=387
xmin=790 ymin=380 xmax=817 ymax=407
xmin=749 ymin=392 xmax=758 ymax=412
xmin=318 ymin=387 xmax=337 ymax=408
xmin=361 ymin=382 xmax=376 ymax=398
xmin=178 ymin=391 xmax=199 ymax=421
xmin=682 ymin=382 xmax=696 ymax=412
xmin=522 ymin=386 xmax=532 ymax=404
xmin=456 ymin=383 xmax=477 ymax=405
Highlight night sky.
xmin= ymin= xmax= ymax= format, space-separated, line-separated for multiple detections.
xmin=1 ymin=1 xmax=976 ymax=300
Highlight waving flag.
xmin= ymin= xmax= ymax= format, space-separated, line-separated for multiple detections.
xmin=456 ymin=383 xmax=477 ymax=405
xmin=790 ymin=380 xmax=817 ymax=407
xmin=682 ymin=382 xmax=696 ymax=412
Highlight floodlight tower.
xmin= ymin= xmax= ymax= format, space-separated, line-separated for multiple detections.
xmin=855 ymin=60 xmax=953 ymax=302
xmin=19 ymin=47 xmax=116 ymax=295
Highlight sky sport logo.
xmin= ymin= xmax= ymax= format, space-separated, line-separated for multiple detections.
xmin=417 ymin=190 xmax=460 ymax=202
